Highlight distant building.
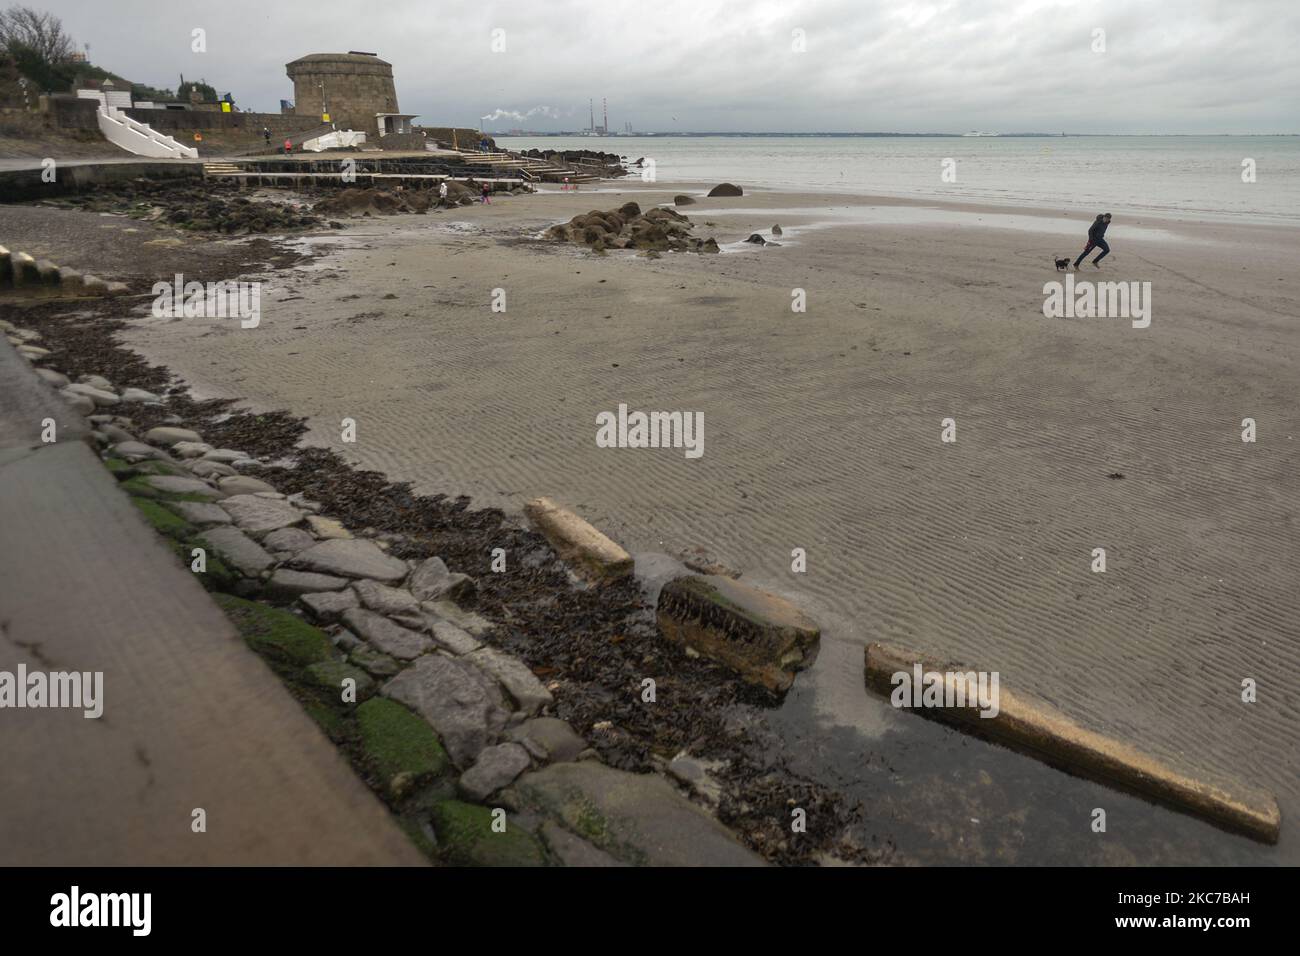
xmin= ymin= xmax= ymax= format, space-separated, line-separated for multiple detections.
xmin=285 ymin=52 xmax=415 ymax=136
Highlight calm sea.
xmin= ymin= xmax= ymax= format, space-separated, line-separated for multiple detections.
xmin=497 ymin=135 xmax=1300 ymax=225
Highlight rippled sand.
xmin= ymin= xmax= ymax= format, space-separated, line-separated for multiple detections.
xmin=121 ymin=184 xmax=1300 ymax=861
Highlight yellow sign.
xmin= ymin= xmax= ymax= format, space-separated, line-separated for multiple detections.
xmin=221 ymin=101 xmax=231 ymax=113
xmin=321 ymin=113 xmax=330 ymax=122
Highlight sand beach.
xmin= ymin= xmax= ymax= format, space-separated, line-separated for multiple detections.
xmin=97 ymin=179 xmax=1299 ymax=862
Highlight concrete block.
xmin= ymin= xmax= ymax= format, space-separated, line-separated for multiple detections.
xmin=656 ymin=574 xmax=820 ymax=694
xmin=524 ymin=496 xmax=632 ymax=582
xmin=12 ymin=251 xmax=39 ymax=286
xmin=862 ymin=641 xmax=1282 ymax=844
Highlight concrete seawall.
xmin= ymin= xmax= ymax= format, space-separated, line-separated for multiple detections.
xmin=0 ymin=160 xmax=202 ymax=200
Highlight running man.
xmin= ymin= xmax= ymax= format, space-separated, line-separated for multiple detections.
xmin=1074 ymin=213 xmax=1112 ymax=269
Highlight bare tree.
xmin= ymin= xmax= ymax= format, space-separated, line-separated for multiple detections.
xmin=0 ymin=5 xmax=75 ymax=64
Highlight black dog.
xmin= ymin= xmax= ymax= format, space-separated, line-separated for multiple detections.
xmin=1054 ymin=256 xmax=1071 ymax=271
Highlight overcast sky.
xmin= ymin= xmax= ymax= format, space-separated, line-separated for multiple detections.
xmin=31 ymin=0 xmax=1300 ymax=133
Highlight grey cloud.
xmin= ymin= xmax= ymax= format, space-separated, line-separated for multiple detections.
xmin=30 ymin=0 xmax=1300 ymax=133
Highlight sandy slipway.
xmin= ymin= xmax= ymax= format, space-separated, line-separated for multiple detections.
xmin=2 ymin=283 xmax=875 ymax=867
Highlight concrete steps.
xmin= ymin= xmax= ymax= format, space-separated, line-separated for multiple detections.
xmin=202 ymin=162 xmax=242 ymax=178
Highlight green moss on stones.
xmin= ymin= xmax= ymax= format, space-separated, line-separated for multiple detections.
xmin=120 ymin=475 xmax=159 ymax=498
xmin=428 ymin=799 xmax=547 ymax=867
xmin=132 ymin=459 xmax=188 ymax=478
xmin=131 ymin=497 xmax=195 ymax=541
xmin=104 ymin=457 xmax=135 ymax=480
xmin=398 ymin=817 xmax=437 ymax=857
xmin=349 ymin=644 xmax=401 ymax=678
xmin=571 ymin=797 xmax=614 ymax=848
xmin=165 ymin=539 xmax=237 ymax=593
xmin=302 ymin=698 xmax=347 ymax=737
xmin=305 ymin=660 xmax=376 ymax=704
xmin=357 ymin=698 xmax=449 ymax=788
xmin=215 ymin=593 xmax=334 ymax=667
xmin=120 ymin=475 xmax=213 ymax=503
xmin=129 ymin=499 xmax=238 ymax=593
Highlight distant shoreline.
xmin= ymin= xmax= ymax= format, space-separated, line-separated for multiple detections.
xmin=494 ymin=131 xmax=1300 ymax=138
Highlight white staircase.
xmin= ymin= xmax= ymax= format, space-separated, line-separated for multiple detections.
xmin=92 ymin=98 xmax=198 ymax=159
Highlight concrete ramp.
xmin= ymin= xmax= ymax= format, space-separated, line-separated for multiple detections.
xmin=0 ymin=341 xmax=424 ymax=865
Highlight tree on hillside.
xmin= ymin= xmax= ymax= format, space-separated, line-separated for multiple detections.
xmin=177 ymin=77 xmax=217 ymax=103
xmin=0 ymin=5 xmax=74 ymax=64
xmin=0 ymin=4 xmax=78 ymax=94
xmin=131 ymin=81 xmax=174 ymax=102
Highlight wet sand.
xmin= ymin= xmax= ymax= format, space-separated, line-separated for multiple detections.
xmin=119 ymin=182 xmax=1300 ymax=862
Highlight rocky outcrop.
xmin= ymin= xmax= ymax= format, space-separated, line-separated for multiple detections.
xmin=37 ymin=178 xmax=322 ymax=235
xmin=706 ymin=182 xmax=743 ymax=197
xmin=544 ymin=201 xmax=722 ymax=254
xmin=313 ymin=187 xmax=434 ymax=218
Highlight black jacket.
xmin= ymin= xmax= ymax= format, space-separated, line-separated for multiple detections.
xmin=1088 ymin=218 xmax=1109 ymax=242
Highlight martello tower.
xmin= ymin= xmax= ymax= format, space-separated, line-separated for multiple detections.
xmin=285 ymin=52 xmax=399 ymax=135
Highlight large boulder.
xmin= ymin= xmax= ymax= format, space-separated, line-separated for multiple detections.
xmin=407 ymin=556 xmax=475 ymax=602
xmin=219 ymin=494 xmax=303 ymax=537
xmin=706 ymin=182 xmax=743 ymax=197
xmin=383 ymin=654 xmax=510 ymax=767
xmin=288 ymin=538 xmax=408 ymax=582
xmin=503 ymin=762 xmax=764 ymax=866
xmin=342 ymin=608 xmax=433 ymax=660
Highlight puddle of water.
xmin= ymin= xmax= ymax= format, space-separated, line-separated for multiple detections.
xmin=770 ymin=623 xmax=1282 ymax=865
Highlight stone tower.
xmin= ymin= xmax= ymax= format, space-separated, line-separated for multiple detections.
xmin=285 ymin=52 xmax=399 ymax=135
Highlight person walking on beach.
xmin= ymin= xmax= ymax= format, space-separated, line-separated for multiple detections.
xmin=263 ymin=127 xmax=271 ymax=150
xmin=1074 ymin=213 xmax=1112 ymax=269
xmin=438 ymin=180 xmax=448 ymax=204
xmin=481 ymin=183 xmax=491 ymax=204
